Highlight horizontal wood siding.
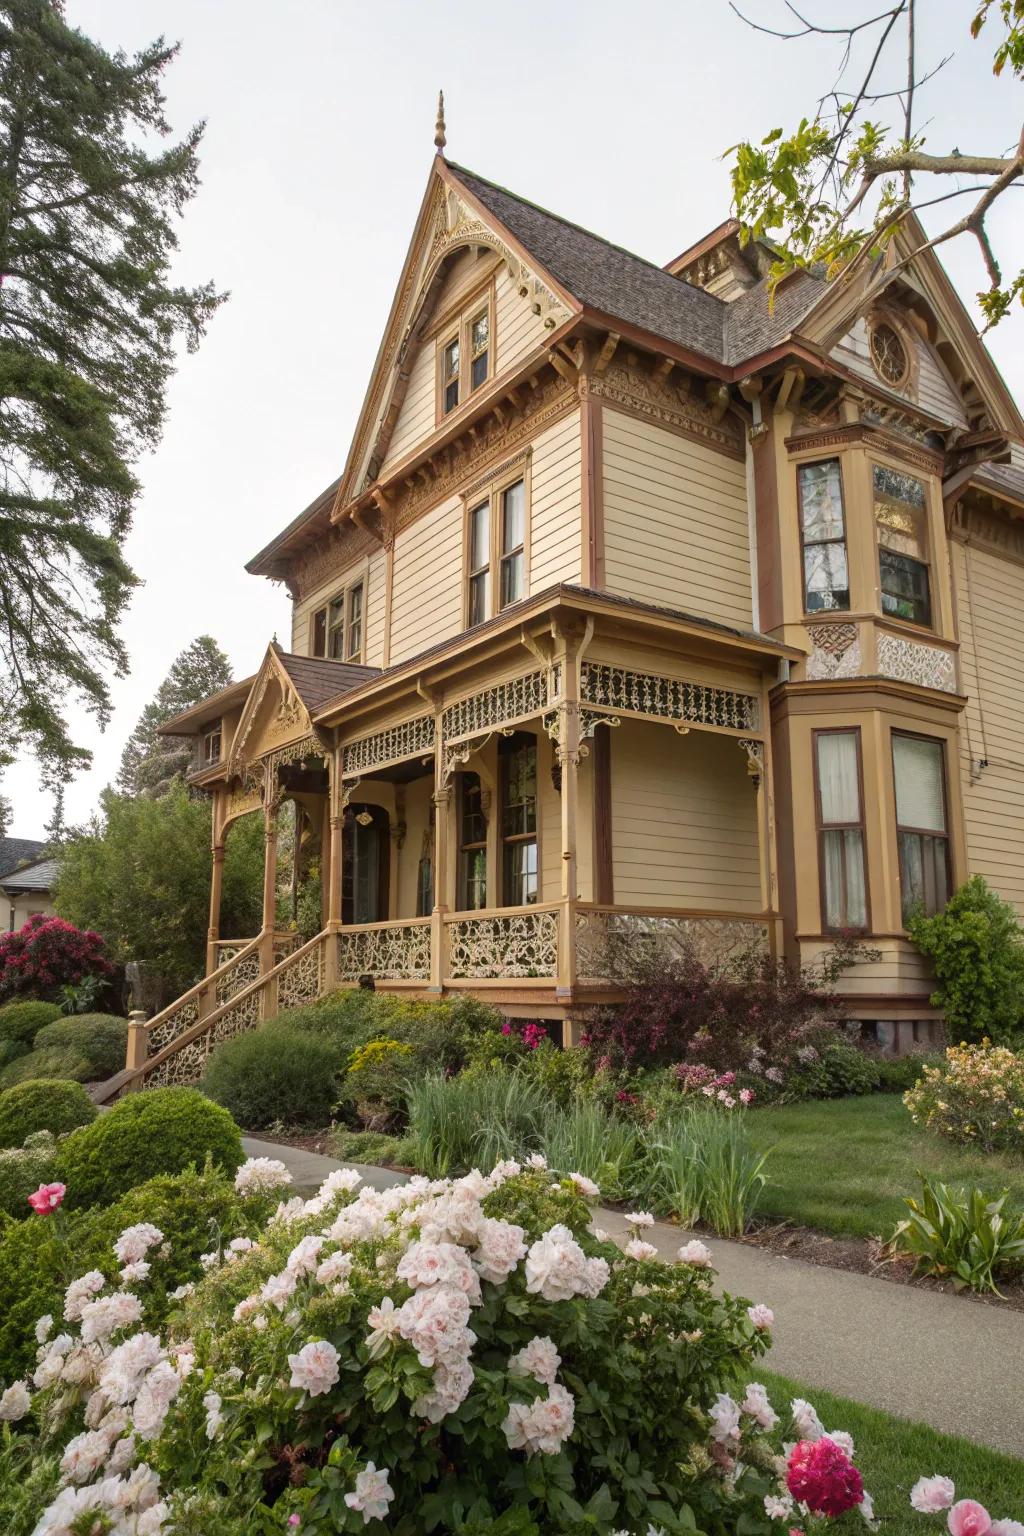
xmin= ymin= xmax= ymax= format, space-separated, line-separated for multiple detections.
xmin=389 ymin=495 xmax=463 ymax=664
xmin=291 ymin=551 xmax=381 ymax=658
xmin=800 ymin=938 xmax=934 ymax=996
xmin=831 ymin=319 xmax=967 ymax=428
xmin=363 ymin=549 xmax=388 ymax=667
xmin=601 ymin=409 xmax=753 ymax=627
xmin=610 ymin=722 xmax=760 ymax=910
xmin=531 ymin=408 xmax=582 ymax=588
xmin=953 ymin=537 xmax=1024 ymax=915
xmin=495 ymin=268 xmax=550 ymax=375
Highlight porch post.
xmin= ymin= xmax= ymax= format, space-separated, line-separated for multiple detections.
xmin=205 ymin=788 xmax=225 ymax=976
xmin=753 ymin=677 xmax=781 ymax=955
xmin=430 ymin=714 xmax=450 ymax=994
xmin=327 ymin=746 xmax=344 ymax=927
xmin=259 ymin=786 xmax=279 ymax=974
xmin=554 ymin=627 xmax=582 ymax=1015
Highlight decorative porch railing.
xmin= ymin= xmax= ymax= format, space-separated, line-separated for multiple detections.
xmin=213 ymin=934 xmax=298 ymax=968
xmin=575 ymin=904 xmax=769 ymax=980
xmin=445 ymin=905 xmax=560 ymax=980
xmin=336 ymin=919 xmax=432 ymax=982
xmin=145 ymin=935 xmax=264 ymax=1056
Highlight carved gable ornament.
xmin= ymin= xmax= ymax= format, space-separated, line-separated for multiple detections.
xmin=228 ymin=650 xmax=321 ymax=779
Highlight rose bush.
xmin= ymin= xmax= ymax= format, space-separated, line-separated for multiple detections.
xmin=904 ymin=1041 xmax=1024 ymax=1153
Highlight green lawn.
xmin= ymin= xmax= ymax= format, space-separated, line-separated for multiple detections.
xmin=753 ymin=1369 xmax=1024 ymax=1529
xmin=746 ymin=1094 xmax=1024 ymax=1239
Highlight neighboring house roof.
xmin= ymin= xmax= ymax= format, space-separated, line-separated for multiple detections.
xmin=0 ymin=837 xmax=46 ymax=880
xmin=448 ymin=162 xmax=730 ymax=363
xmin=274 ymin=650 xmax=382 ymax=711
xmin=0 ymin=856 xmax=58 ymax=895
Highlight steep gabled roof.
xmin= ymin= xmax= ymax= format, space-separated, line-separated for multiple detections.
xmin=0 ymin=837 xmax=46 ymax=879
xmin=446 ymin=163 xmax=728 ymax=361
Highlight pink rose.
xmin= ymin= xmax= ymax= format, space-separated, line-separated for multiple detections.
xmin=28 ymin=1183 xmax=66 ymax=1215
xmin=911 ymin=1477 xmax=956 ymax=1514
xmin=948 ymin=1503 xmax=993 ymax=1536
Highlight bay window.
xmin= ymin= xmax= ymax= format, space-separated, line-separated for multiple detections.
xmin=874 ymin=464 xmax=932 ymax=627
xmin=892 ymin=733 xmax=950 ymax=921
xmin=814 ymin=730 xmax=868 ymax=931
xmin=798 ymin=458 xmax=849 ymax=613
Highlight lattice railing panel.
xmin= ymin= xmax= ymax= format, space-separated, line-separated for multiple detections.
xmin=336 ymin=921 xmax=432 ymax=982
xmin=215 ymin=951 xmax=259 ymax=1006
xmin=446 ymin=909 xmax=559 ymax=979
xmin=580 ymin=662 xmax=758 ymax=732
xmin=147 ymin=998 xmax=199 ymax=1056
xmin=442 ymin=667 xmax=558 ymax=743
xmin=576 ymin=908 xmax=768 ymax=979
xmin=343 ymin=715 xmax=436 ymax=777
xmin=277 ymin=936 xmax=326 ymax=1010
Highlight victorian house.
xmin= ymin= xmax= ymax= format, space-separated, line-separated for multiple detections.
xmin=106 ymin=123 xmax=1024 ymax=1094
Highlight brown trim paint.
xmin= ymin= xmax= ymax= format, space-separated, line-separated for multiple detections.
xmin=752 ymin=410 xmax=785 ymax=633
xmin=592 ymin=724 xmax=613 ymax=903
xmin=811 ymin=726 xmax=871 ymax=934
xmin=580 ymin=396 xmax=604 ymax=587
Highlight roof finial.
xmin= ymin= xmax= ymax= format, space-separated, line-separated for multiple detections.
xmin=434 ymin=90 xmax=446 ymax=151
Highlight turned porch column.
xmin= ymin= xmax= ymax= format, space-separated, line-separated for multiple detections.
xmin=259 ymin=791 xmax=279 ymax=974
xmin=205 ymin=788 xmax=226 ymax=977
xmin=430 ymin=712 xmax=450 ymax=994
xmin=554 ymin=625 xmax=585 ymax=1011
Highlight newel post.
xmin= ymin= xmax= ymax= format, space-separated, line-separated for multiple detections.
xmin=125 ymin=1009 xmax=149 ymax=1086
xmin=259 ymin=783 xmax=279 ymax=976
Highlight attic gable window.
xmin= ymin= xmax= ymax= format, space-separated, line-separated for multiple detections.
xmin=437 ymin=289 xmax=494 ymax=419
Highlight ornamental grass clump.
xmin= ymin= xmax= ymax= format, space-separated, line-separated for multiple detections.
xmin=904 ymin=1041 xmax=1024 ymax=1153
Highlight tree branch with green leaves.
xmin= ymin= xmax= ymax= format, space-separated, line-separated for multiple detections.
xmin=727 ymin=1 xmax=1024 ymax=328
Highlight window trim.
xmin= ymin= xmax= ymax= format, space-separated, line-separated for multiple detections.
xmin=498 ymin=731 xmax=540 ymax=909
xmin=456 ymin=771 xmax=488 ymax=912
xmin=308 ymin=565 xmax=369 ymax=663
xmin=461 ymin=457 xmax=532 ymax=627
xmin=871 ymin=458 xmax=935 ymax=634
xmin=797 ymin=456 xmax=851 ymax=617
xmin=812 ymin=727 xmax=870 ymax=934
xmin=435 ymin=282 xmax=496 ymax=422
xmin=890 ymin=728 xmax=952 ymax=927
xmin=202 ymin=722 xmax=223 ymax=769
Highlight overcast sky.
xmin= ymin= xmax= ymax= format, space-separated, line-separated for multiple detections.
xmin=5 ymin=0 xmax=1022 ymax=837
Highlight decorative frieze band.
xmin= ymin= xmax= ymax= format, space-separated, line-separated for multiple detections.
xmin=584 ymin=361 xmax=744 ymax=460
xmin=805 ymin=622 xmax=862 ymax=681
xmin=342 ymin=715 xmax=436 ymax=778
xmin=442 ymin=667 xmax=559 ymax=743
xmin=876 ymin=633 xmax=958 ymax=694
xmin=580 ymin=661 xmax=759 ymax=732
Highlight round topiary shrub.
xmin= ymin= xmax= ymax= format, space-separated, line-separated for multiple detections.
xmin=0 ymin=1131 xmax=60 ymax=1219
xmin=0 ymin=1038 xmax=27 ymax=1071
xmin=56 ymin=1086 xmax=244 ymax=1209
xmin=202 ymin=1021 xmax=340 ymax=1130
xmin=33 ymin=1013 xmax=129 ymax=1080
xmin=0 ymin=1077 xmax=98 ymax=1148
xmin=0 ymin=999 xmax=62 ymax=1048
xmin=0 ymin=1042 xmax=93 ymax=1090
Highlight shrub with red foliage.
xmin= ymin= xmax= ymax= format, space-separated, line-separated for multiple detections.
xmin=786 ymin=1436 xmax=865 ymax=1516
xmin=0 ymin=914 xmax=114 ymax=1002
xmin=581 ymin=934 xmax=873 ymax=1075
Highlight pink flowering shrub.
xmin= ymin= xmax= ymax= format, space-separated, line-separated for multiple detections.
xmin=0 ymin=916 xmax=113 ymax=1004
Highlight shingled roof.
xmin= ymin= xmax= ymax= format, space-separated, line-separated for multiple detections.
xmin=448 ymin=162 xmax=731 ymax=363
xmin=0 ymin=837 xmax=46 ymax=879
xmin=275 ymin=650 xmax=381 ymax=711
xmin=0 ymin=856 xmax=58 ymax=894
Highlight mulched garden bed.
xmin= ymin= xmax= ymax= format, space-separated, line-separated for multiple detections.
xmin=740 ymin=1219 xmax=1024 ymax=1313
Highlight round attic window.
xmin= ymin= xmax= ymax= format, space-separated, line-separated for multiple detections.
xmin=869 ymin=320 xmax=910 ymax=389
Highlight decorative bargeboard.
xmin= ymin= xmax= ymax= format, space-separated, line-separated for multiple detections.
xmin=446 ymin=910 xmax=559 ymax=980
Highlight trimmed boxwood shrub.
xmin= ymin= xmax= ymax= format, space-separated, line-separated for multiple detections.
xmin=0 ymin=1165 xmax=247 ymax=1379
xmin=56 ymin=1086 xmax=244 ymax=1209
xmin=0 ymin=1131 xmax=59 ymax=1219
xmin=33 ymin=1013 xmax=129 ymax=1080
xmin=0 ymin=1042 xmax=93 ymax=1089
xmin=0 ymin=1000 xmax=62 ymax=1048
xmin=203 ymin=1022 xmax=341 ymax=1130
xmin=0 ymin=1077 xmax=98 ymax=1148
xmin=0 ymin=1039 xmax=27 ymax=1071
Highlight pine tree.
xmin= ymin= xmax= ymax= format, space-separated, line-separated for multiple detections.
xmin=118 ymin=635 xmax=233 ymax=798
xmin=0 ymin=1 xmax=225 ymax=790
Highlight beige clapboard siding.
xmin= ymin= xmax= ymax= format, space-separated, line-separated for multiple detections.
xmin=953 ymin=537 xmax=1024 ymax=914
xmin=800 ymin=938 xmax=934 ymax=995
xmin=610 ymin=723 xmax=760 ymax=910
xmin=495 ymin=269 xmax=550 ymax=375
xmin=389 ymin=493 xmax=464 ymax=664
xmin=290 ymin=552 xmax=380 ymax=656
xmin=601 ymin=409 xmax=753 ymax=627
xmin=831 ymin=320 xmax=968 ymax=428
xmin=531 ymin=408 xmax=582 ymax=588
xmin=363 ymin=549 xmax=388 ymax=667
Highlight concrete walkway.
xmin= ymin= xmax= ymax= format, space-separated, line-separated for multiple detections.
xmin=240 ymin=1137 xmax=1024 ymax=1459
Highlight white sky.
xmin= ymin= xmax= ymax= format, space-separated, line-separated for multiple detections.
xmin=6 ymin=0 xmax=1022 ymax=837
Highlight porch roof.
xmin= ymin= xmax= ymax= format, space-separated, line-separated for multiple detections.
xmin=311 ymin=582 xmax=804 ymax=724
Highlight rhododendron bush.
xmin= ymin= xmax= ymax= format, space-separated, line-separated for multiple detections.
xmin=0 ymin=915 xmax=113 ymax=1004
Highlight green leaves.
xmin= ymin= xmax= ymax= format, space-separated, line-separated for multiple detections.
xmin=889 ymin=1171 xmax=1024 ymax=1294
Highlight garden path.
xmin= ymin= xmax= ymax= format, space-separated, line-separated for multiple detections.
xmin=240 ymin=1137 xmax=1024 ymax=1459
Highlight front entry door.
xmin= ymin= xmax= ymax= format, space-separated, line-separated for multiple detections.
xmin=342 ymin=805 xmax=390 ymax=925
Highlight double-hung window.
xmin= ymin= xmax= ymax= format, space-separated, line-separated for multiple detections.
xmin=439 ymin=294 xmax=493 ymax=418
xmin=892 ymin=733 xmax=950 ymax=921
xmin=203 ymin=723 xmax=222 ymax=768
xmin=465 ymin=475 xmax=527 ymax=624
xmin=874 ymin=464 xmax=932 ymax=627
xmin=500 ymin=734 xmax=538 ymax=906
xmin=798 ymin=458 xmax=849 ymax=612
xmin=310 ymin=579 xmax=365 ymax=662
xmin=814 ymin=730 xmax=868 ymax=930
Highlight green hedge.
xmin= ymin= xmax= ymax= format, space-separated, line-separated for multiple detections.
xmin=0 ymin=1001 xmax=62 ymax=1048
xmin=0 ymin=1043 xmax=93 ymax=1090
xmin=0 ymin=1165 xmax=246 ymax=1379
xmin=203 ymin=1022 xmax=341 ymax=1130
xmin=0 ymin=1078 xmax=97 ymax=1149
xmin=33 ymin=1014 xmax=128 ymax=1079
xmin=56 ymin=1086 xmax=244 ymax=1209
